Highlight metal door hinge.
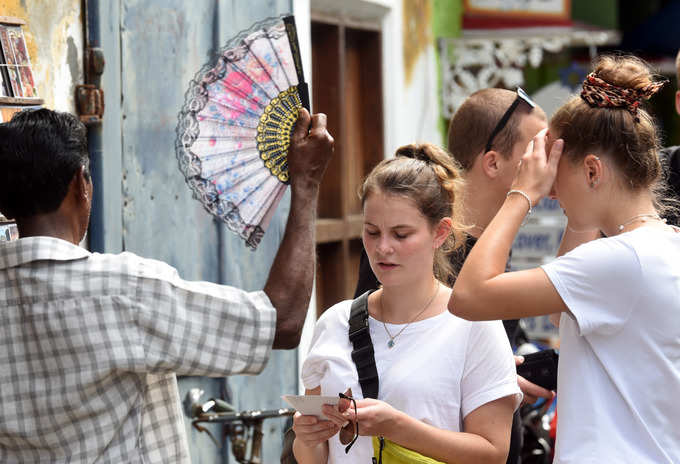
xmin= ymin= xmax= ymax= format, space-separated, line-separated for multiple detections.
xmin=76 ymin=47 xmax=105 ymax=125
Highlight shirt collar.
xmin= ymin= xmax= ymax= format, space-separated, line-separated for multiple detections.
xmin=0 ymin=236 xmax=91 ymax=269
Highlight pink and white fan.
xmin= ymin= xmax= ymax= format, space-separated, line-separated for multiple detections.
xmin=176 ymin=15 xmax=309 ymax=249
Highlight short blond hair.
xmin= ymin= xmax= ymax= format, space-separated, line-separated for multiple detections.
xmin=676 ymin=49 xmax=680 ymax=83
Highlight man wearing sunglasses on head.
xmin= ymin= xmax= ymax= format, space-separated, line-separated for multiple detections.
xmin=353 ymin=88 xmax=551 ymax=464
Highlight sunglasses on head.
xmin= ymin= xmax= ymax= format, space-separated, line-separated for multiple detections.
xmin=485 ymin=87 xmax=537 ymax=153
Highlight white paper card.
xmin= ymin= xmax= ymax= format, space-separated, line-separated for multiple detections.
xmin=281 ymin=395 xmax=339 ymax=419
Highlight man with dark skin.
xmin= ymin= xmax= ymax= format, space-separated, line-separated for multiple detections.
xmin=0 ymin=108 xmax=333 ymax=463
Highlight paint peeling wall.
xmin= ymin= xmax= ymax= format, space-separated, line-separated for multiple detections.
xmin=389 ymin=0 xmax=463 ymax=150
xmin=0 ymin=0 xmax=83 ymax=111
xmin=392 ymin=0 xmax=442 ymax=149
xmin=102 ymin=1 xmax=296 ymax=462
xmin=402 ymin=0 xmax=432 ymax=85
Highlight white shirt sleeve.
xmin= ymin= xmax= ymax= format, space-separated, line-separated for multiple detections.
xmin=460 ymin=321 xmax=522 ymax=418
xmin=541 ymin=236 xmax=642 ymax=336
xmin=300 ymin=302 xmax=350 ymax=390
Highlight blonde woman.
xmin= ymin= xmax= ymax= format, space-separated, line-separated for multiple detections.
xmin=293 ymin=144 xmax=521 ymax=463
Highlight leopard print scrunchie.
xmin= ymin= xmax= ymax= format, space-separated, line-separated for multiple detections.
xmin=580 ymin=72 xmax=667 ymax=121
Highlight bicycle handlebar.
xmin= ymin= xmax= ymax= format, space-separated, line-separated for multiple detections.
xmin=192 ymin=407 xmax=295 ymax=424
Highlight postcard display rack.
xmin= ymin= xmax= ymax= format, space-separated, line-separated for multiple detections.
xmin=0 ymin=16 xmax=43 ymax=122
xmin=0 ymin=17 xmax=41 ymax=240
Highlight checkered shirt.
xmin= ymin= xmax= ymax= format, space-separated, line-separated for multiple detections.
xmin=0 ymin=237 xmax=276 ymax=463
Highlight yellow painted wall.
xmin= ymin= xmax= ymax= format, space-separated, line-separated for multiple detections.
xmin=0 ymin=0 xmax=83 ymax=111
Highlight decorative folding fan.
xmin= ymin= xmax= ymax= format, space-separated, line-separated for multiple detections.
xmin=176 ymin=15 xmax=309 ymax=250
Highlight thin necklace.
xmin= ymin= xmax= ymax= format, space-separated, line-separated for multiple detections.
xmin=566 ymin=224 xmax=599 ymax=234
xmin=617 ymin=213 xmax=666 ymax=233
xmin=380 ymin=280 xmax=440 ymax=349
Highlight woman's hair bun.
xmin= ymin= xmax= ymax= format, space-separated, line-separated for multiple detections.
xmin=395 ymin=144 xmax=431 ymax=163
xmin=580 ymin=55 xmax=668 ymax=119
xmin=594 ymin=55 xmax=658 ymax=90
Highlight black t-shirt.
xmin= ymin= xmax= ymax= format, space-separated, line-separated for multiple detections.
xmin=353 ymin=235 xmax=525 ymax=346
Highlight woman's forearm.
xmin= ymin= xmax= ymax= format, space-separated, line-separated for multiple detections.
xmin=449 ymin=131 xmax=565 ymax=321
xmin=386 ymin=411 xmax=508 ymax=464
xmin=450 ymin=194 xmax=528 ymax=319
xmin=465 ymin=194 xmax=527 ymax=279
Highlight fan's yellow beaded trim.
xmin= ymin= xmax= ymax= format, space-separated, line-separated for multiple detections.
xmin=256 ymin=86 xmax=302 ymax=184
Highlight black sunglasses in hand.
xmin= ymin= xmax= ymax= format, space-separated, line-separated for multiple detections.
xmin=338 ymin=392 xmax=359 ymax=453
xmin=485 ymin=87 xmax=537 ymax=153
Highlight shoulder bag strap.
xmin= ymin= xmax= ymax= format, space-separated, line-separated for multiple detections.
xmin=348 ymin=290 xmax=379 ymax=399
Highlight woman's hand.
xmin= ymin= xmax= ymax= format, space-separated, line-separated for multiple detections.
xmin=511 ymin=128 xmax=564 ymax=206
xmin=320 ymin=389 xmax=355 ymax=445
xmin=292 ymin=412 xmax=340 ymax=449
xmin=347 ymin=398 xmax=402 ymax=439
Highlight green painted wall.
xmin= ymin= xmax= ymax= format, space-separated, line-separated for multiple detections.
xmin=571 ymin=0 xmax=617 ymax=29
xmin=432 ymin=0 xmax=462 ymax=37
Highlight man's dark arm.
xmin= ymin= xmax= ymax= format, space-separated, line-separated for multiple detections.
xmin=264 ymin=110 xmax=334 ymax=349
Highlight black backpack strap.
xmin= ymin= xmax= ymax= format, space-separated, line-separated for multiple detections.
xmin=348 ymin=290 xmax=379 ymax=399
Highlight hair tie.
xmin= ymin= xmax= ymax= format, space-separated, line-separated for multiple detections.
xmin=580 ymin=72 xmax=667 ymax=121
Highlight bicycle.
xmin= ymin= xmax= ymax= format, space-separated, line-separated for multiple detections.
xmin=183 ymin=388 xmax=295 ymax=464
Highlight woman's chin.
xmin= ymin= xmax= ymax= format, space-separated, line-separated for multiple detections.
xmin=374 ymin=272 xmax=403 ymax=288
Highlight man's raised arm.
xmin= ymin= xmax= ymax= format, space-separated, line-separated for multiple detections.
xmin=264 ymin=109 xmax=334 ymax=349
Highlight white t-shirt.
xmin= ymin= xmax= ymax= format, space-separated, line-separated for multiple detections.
xmin=301 ymin=299 xmax=521 ymax=464
xmin=542 ymin=226 xmax=680 ymax=464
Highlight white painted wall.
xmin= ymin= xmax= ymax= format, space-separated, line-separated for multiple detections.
xmin=379 ymin=0 xmax=442 ymax=153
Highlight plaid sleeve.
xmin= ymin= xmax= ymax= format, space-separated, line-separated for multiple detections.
xmin=132 ymin=256 xmax=276 ymax=377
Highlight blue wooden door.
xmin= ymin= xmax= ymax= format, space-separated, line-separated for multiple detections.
xmin=98 ymin=1 xmax=297 ymax=462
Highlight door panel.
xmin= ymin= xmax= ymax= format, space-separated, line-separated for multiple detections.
xmin=114 ymin=1 xmax=295 ymax=462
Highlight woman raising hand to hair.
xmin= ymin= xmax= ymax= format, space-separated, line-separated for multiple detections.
xmin=450 ymin=55 xmax=680 ymax=463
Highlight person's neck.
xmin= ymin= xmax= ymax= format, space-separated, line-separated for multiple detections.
xmin=17 ymin=212 xmax=81 ymax=245
xmin=380 ymin=276 xmax=440 ymax=323
xmin=461 ymin=179 xmax=503 ymax=239
xmin=600 ymin=191 xmax=662 ymax=237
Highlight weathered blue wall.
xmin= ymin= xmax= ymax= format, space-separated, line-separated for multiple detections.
xmin=99 ymin=1 xmax=295 ymax=462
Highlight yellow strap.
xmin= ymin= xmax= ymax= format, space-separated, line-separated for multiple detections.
xmin=372 ymin=437 xmax=445 ymax=463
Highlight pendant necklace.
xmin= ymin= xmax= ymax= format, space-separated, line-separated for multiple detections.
xmin=617 ymin=213 xmax=666 ymax=233
xmin=380 ymin=280 xmax=440 ymax=349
